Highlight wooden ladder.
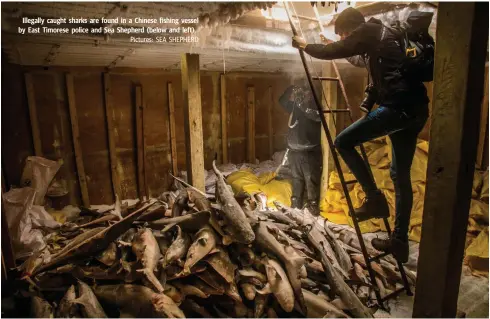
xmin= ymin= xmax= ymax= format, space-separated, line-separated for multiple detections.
xmin=284 ymin=1 xmax=413 ymax=308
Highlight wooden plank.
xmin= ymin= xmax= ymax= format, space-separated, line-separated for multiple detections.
xmin=65 ymin=73 xmax=90 ymax=207
xmin=135 ymin=85 xmax=146 ymax=200
xmin=220 ymin=74 xmax=228 ymax=164
xmin=72 ymin=74 xmax=113 ymax=205
xmin=320 ymin=61 xmax=338 ymax=206
xmin=167 ymin=82 xmax=178 ymax=175
xmin=412 ymin=3 xmax=489 ymax=318
xmin=103 ymin=73 xmax=120 ymax=201
xmin=268 ymin=86 xmax=274 ymax=158
xmin=247 ymin=86 xmax=256 ymax=163
xmin=181 ymin=53 xmax=205 ymax=191
xmin=476 ymin=66 xmax=489 ymax=168
xmin=24 ymin=73 xmax=43 ymax=156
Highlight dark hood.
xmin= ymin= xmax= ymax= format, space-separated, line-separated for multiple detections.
xmin=334 ymin=7 xmax=365 ymax=34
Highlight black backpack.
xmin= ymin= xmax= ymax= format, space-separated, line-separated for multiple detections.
xmin=390 ymin=11 xmax=435 ymax=83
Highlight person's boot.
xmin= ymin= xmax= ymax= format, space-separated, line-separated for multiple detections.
xmin=371 ymin=237 xmax=409 ymax=263
xmin=291 ymin=196 xmax=302 ymax=209
xmin=305 ymin=200 xmax=320 ymax=216
xmin=354 ymin=191 xmax=390 ymax=222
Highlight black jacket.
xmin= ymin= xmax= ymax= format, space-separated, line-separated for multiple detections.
xmin=305 ymin=19 xmax=429 ymax=108
xmin=279 ymin=86 xmax=321 ymax=152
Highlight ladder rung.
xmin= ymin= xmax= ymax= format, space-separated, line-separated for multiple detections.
xmin=322 ymin=109 xmax=350 ymax=114
xmin=345 ymin=180 xmax=357 ymax=185
xmin=368 ymin=252 xmax=390 ymax=263
xmin=313 ymin=76 xmax=339 ymax=81
xmin=380 ymin=287 xmax=407 ymax=302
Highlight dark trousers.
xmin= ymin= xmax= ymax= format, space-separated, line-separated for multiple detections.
xmin=289 ymin=147 xmax=322 ymax=208
xmin=334 ymin=104 xmax=428 ymax=241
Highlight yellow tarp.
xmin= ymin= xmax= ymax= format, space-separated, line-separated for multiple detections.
xmin=465 ymin=227 xmax=489 ymax=277
xmin=321 ymin=136 xmax=489 ymax=275
xmin=225 ymin=138 xmax=488 ymax=276
xmin=321 ymin=137 xmax=429 ymax=240
xmin=481 ymin=169 xmax=489 ymax=202
xmin=227 ymin=170 xmax=292 ymax=208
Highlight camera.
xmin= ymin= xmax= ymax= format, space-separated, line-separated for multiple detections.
xmin=360 ymin=84 xmax=377 ymax=113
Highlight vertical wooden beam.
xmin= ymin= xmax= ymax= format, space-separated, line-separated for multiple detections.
xmin=66 ymin=73 xmax=90 ymax=207
xmin=268 ymin=86 xmax=274 ymax=158
xmin=412 ymin=2 xmax=489 ymax=317
xmin=247 ymin=86 xmax=256 ymax=163
xmin=0 ymin=212 xmax=14 ymax=272
xmin=24 ymin=73 xmax=42 ymax=156
xmin=2 ymin=254 xmax=7 ymax=281
xmin=181 ymin=53 xmax=205 ymax=191
xmin=320 ymin=61 xmax=338 ymax=206
xmin=211 ymin=74 xmax=222 ymax=167
xmin=53 ymin=73 xmax=78 ymax=205
xmin=142 ymin=95 xmax=149 ymax=198
xmin=103 ymin=73 xmax=120 ymax=201
xmin=220 ymin=74 xmax=228 ymax=164
xmin=476 ymin=65 xmax=489 ymax=169
xmin=167 ymin=82 xmax=178 ymax=175
xmin=2 ymin=163 xmax=13 ymax=276
xmin=135 ymin=85 xmax=147 ymax=200
xmin=1 ymin=173 xmax=15 ymax=273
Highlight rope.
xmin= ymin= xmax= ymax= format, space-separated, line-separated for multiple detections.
xmin=288 ymin=111 xmax=298 ymax=128
xmin=222 ymin=45 xmax=226 ymax=74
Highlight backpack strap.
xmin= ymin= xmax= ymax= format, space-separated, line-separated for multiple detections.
xmin=381 ymin=22 xmax=408 ymax=55
xmin=380 ymin=25 xmax=388 ymax=41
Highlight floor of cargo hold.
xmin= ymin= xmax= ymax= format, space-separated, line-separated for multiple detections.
xmin=330 ymin=223 xmax=490 ymax=318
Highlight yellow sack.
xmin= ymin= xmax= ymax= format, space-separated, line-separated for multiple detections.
xmin=226 ymin=170 xmax=292 ymax=208
xmin=226 ymin=170 xmax=261 ymax=195
xmin=48 ymin=210 xmax=67 ymax=224
xmin=258 ymin=172 xmax=277 ymax=185
xmin=261 ymin=179 xmax=292 ymax=208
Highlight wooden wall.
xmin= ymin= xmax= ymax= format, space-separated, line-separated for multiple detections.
xmin=3 ymin=59 xmax=487 ymax=206
xmin=225 ymin=73 xmax=291 ymax=163
xmin=1 ymin=64 xmax=294 ymax=205
xmin=1 ymin=59 xmax=34 ymax=193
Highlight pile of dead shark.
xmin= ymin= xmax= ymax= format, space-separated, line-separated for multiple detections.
xmin=4 ymin=155 xmax=415 ymax=318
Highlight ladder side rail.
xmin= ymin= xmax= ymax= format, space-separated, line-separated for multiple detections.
xmin=284 ymin=2 xmax=384 ymax=304
xmin=310 ymin=2 xmax=412 ymax=302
